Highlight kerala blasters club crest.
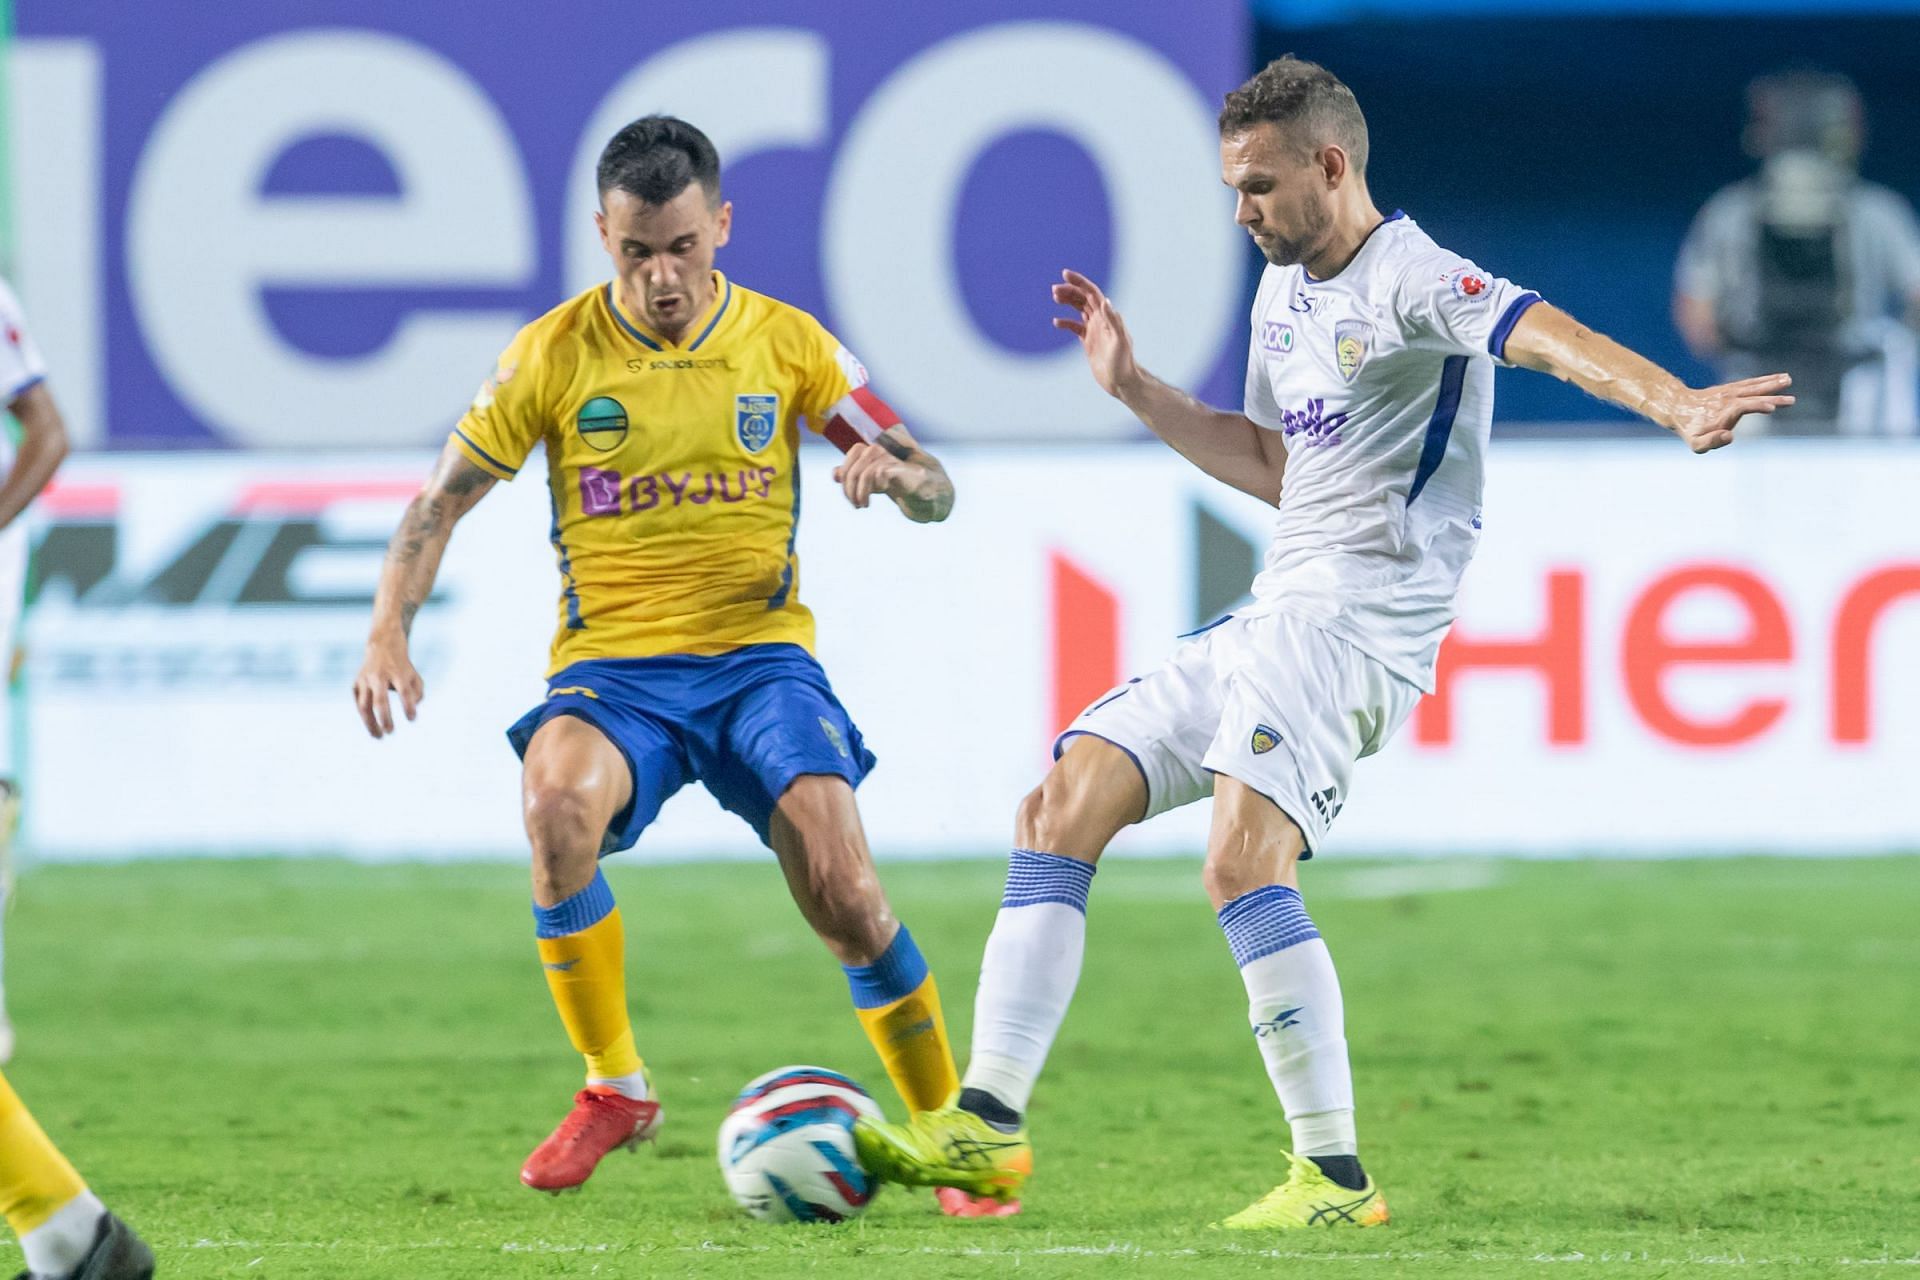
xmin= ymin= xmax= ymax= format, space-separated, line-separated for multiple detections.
xmin=1334 ymin=320 xmax=1372 ymax=383
xmin=736 ymin=394 xmax=778 ymax=453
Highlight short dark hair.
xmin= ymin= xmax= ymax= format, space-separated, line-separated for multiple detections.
xmin=597 ymin=115 xmax=721 ymax=207
xmin=1219 ymin=56 xmax=1369 ymax=174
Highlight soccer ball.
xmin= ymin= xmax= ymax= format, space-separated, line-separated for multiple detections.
xmin=716 ymin=1065 xmax=883 ymax=1223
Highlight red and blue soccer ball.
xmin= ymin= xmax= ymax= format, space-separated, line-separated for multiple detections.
xmin=716 ymin=1065 xmax=882 ymax=1223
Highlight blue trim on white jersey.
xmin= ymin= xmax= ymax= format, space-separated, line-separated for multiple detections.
xmin=5 ymin=373 xmax=44 ymax=408
xmin=1488 ymin=291 xmax=1543 ymax=361
xmin=1407 ymin=355 xmax=1469 ymax=508
xmin=1303 ymin=211 xmax=1407 ymax=283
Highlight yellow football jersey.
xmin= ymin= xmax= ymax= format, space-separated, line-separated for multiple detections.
xmin=450 ymin=272 xmax=898 ymax=674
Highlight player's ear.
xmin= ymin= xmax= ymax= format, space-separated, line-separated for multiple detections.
xmin=714 ymin=200 xmax=733 ymax=250
xmin=594 ymin=208 xmax=611 ymax=254
xmin=1319 ymin=144 xmax=1349 ymax=189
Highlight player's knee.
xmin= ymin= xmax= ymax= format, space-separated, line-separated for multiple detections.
xmin=1015 ymin=752 xmax=1132 ymax=858
xmin=522 ymin=776 xmax=609 ymax=860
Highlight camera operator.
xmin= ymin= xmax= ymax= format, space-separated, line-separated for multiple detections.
xmin=1674 ymin=70 xmax=1920 ymax=435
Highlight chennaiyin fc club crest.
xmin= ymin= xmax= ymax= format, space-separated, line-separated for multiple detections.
xmin=1334 ymin=320 xmax=1372 ymax=382
xmin=1250 ymin=724 xmax=1282 ymax=755
xmin=736 ymin=394 xmax=778 ymax=453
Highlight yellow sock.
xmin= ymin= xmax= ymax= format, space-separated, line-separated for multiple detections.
xmin=0 ymin=1069 xmax=87 ymax=1238
xmin=845 ymin=926 xmax=959 ymax=1114
xmin=533 ymin=870 xmax=643 ymax=1082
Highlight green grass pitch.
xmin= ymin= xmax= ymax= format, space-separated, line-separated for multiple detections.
xmin=1 ymin=855 xmax=1915 ymax=1278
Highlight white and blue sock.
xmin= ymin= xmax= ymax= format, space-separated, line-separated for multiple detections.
xmin=1218 ymin=884 xmax=1362 ymax=1185
xmin=961 ymin=849 xmax=1097 ymax=1119
xmin=21 ymin=1189 xmax=105 ymax=1279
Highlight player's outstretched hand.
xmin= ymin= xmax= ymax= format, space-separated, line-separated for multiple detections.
xmin=1667 ymin=373 xmax=1794 ymax=453
xmin=353 ymin=639 xmax=424 ymax=739
xmin=834 ymin=440 xmax=917 ymax=510
xmin=1051 ymin=269 xmax=1139 ymax=399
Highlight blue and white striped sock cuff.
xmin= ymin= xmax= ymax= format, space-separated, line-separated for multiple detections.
xmin=1217 ymin=884 xmax=1320 ymax=968
xmin=1002 ymin=848 xmax=1096 ymax=913
xmin=532 ymin=868 xmax=616 ymax=939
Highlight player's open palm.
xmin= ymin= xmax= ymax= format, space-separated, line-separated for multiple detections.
xmin=1051 ymin=269 xmax=1138 ymax=398
xmin=1668 ymin=373 xmax=1794 ymax=453
xmin=354 ymin=639 xmax=424 ymax=739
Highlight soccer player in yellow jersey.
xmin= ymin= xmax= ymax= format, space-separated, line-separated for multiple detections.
xmin=0 ymin=1070 xmax=153 ymax=1278
xmin=353 ymin=116 xmax=996 ymax=1212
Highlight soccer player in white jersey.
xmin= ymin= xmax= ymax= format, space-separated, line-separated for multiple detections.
xmin=0 ymin=277 xmax=71 ymax=1066
xmin=857 ymin=56 xmax=1793 ymax=1227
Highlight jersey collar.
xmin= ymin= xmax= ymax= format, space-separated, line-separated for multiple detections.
xmin=604 ymin=271 xmax=736 ymax=352
xmin=1302 ymin=210 xmax=1407 ymax=285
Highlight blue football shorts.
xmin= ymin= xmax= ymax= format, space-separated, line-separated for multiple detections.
xmin=506 ymin=643 xmax=876 ymax=853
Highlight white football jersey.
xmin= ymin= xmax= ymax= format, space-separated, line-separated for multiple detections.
xmin=1240 ymin=212 xmax=1539 ymax=691
xmin=0 ymin=276 xmax=48 ymax=473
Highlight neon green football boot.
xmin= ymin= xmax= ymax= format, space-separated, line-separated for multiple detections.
xmin=1218 ymin=1151 xmax=1390 ymax=1230
xmin=853 ymin=1093 xmax=1032 ymax=1203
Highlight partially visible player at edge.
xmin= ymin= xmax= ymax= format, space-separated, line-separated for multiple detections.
xmin=856 ymin=57 xmax=1793 ymax=1226
xmin=1 ymin=1071 xmax=153 ymax=1279
xmin=353 ymin=116 xmax=1007 ymax=1216
xmin=0 ymin=283 xmax=153 ymax=1280
xmin=0 ymin=277 xmax=72 ymax=1065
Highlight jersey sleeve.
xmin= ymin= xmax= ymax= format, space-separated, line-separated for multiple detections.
xmin=796 ymin=318 xmax=903 ymax=452
xmin=450 ymin=324 xmax=545 ymax=480
xmin=0 ymin=277 xmax=50 ymax=405
xmin=1395 ymin=253 xmax=1541 ymax=367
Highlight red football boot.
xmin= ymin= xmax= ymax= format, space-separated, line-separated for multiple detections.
xmin=936 ymin=1186 xmax=1024 ymax=1218
xmin=520 ymin=1087 xmax=663 ymax=1193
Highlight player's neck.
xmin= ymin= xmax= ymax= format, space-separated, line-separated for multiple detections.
xmin=615 ymin=273 xmax=719 ymax=345
xmin=1302 ymin=201 xmax=1387 ymax=283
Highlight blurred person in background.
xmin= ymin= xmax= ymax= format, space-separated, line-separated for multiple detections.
xmin=0 ymin=277 xmax=72 ymax=1065
xmin=1674 ymin=69 xmax=1920 ymax=435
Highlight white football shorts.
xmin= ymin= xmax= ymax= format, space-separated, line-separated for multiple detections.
xmin=1054 ymin=610 xmax=1422 ymax=855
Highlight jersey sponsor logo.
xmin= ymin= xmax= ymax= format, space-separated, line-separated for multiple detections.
xmin=577 ymin=464 xmax=779 ymax=517
xmin=1277 ymin=398 xmax=1350 ymax=448
xmin=1334 ymin=320 xmax=1372 ymax=382
xmin=1259 ymin=320 xmax=1295 ymax=355
xmin=1447 ymin=267 xmax=1493 ymax=305
xmin=1250 ymin=723 xmax=1282 ymax=754
xmin=1288 ymin=289 xmax=1322 ymax=315
xmin=737 ymin=394 xmax=779 ymax=453
xmin=548 ymin=686 xmax=599 ymax=699
xmin=626 ymin=356 xmax=730 ymax=373
xmin=576 ymin=396 xmax=630 ymax=452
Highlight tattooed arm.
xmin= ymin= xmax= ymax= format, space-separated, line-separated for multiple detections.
xmin=832 ymin=424 xmax=955 ymax=524
xmin=353 ymin=443 xmax=498 ymax=737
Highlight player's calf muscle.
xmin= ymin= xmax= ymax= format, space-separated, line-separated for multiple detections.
xmin=771 ymin=779 xmax=894 ymax=963
xmin=1202 ymin=779 xmax=1308 ymax=906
